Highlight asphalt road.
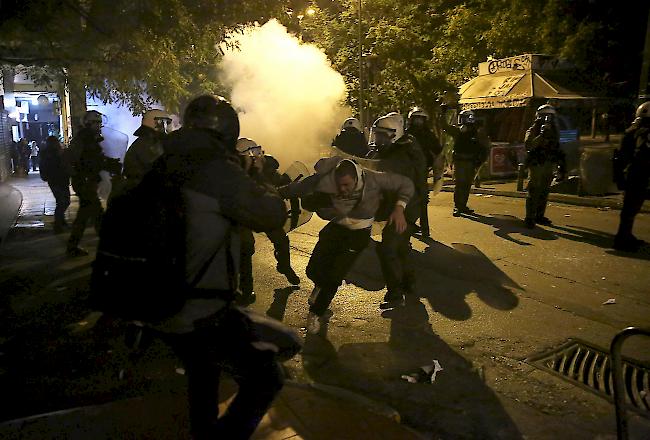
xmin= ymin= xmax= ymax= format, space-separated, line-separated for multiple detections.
xmin=246 ymin=192 xmax=650 ymax=439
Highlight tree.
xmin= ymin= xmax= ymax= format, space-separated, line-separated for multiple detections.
xmin=0 ymin=0 xmax=288 ymax=114
xmin=301 ymin=0 xmax=650 ymax=120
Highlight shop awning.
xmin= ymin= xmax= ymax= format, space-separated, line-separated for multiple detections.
xmin=459 ymin=71 xmax=592 ymax=110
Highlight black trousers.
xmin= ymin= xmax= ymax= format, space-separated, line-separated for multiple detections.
xmin=68 ymin=182 xmax=103 ymax=249
xmin=48 ymin=181 xmax=71 ymax=226
xmin=526 ymin=161 xmax=554 ymax=221
xmin=616 ymin=167 xmax=650 ymax=241
xmin=378 ymin=222 xmax=415 ymax=298
xmin=454 ymin=159 xmax=477 ymax=209
xmin=164 ymin=306 xmax=302 ymax=440
xmin=239 ymin=228 xmax=292 ymax=295
xmin=306 ymin=222 xmax=371 ymax=316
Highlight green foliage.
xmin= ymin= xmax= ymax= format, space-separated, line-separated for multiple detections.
xmin=302 ymin=0 xmax=648 ymax=121
xmin=0 ymin=0 xmax=286 ymax=113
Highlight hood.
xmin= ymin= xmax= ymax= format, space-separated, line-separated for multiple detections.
xmin=314 ymin=156 xmax=364 ymax=194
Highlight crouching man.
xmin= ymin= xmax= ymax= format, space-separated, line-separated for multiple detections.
xmin=280 ymin=157 xmax=414 ymax=334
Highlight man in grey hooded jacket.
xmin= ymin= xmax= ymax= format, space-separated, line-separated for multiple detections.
xmin=280 ymin=156 xmax=414 ymax=334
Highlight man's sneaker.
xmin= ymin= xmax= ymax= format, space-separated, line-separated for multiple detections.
xmin=379 ymin=297 xmax=405 ymax=310
xmin=66 ymin=247 xmax=89 ymax=257
xmin=460 ymin=206 xmax=475 ymax=214
xmin=380 ymin=289 xmax=405 ymax=309
xmin=536 ymin=216 xmax=552 ymax=226
xmin=452 ymin=208 xmax=461 ymax=217
xmin=524 ymin=218 xmax=535 ymax=229
xmin=306 ymin=312 xmax=321 ymax=334
xmin=278 ymin=265 xmax=300 ymax=285
xmin=308 ymin=286 xmax=321 ymax=306
xmin=306 ymin=309 xmax=333 ymax=335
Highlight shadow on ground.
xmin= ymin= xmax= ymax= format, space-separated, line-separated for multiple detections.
xmin=345 ymin=238 xmax=520 ymax=321
xmin=302 ymin=294 xmax=522 ymax=439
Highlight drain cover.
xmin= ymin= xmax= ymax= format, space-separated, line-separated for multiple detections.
xmin=527 ymin=339 xmax=650 ymax=417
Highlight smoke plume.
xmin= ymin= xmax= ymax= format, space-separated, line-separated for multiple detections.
xmin=220 ymin=19 xmax=350 ymax=171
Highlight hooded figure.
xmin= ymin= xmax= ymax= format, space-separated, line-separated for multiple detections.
xmin=280 ymin=156 xmax=414 ymax=334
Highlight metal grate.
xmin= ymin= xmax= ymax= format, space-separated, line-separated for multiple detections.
xmin=526 ymin=339 xmax=650 ymax=418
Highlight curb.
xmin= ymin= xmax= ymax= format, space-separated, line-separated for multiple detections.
xmin=437 ymin=185 xmax=650 ymax=213
xmin=0 ymin=182 xmax=22 ymax=248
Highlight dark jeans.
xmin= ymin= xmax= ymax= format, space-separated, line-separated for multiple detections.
xmin=48 ymin=181 xmax=71 ymax=226
xmin=454 ymin=159 xmax=477 ymax=209
xmin=239 ymin=228 xmax=292 ymax=295
xmin=68 ymin=182 xmax=103 ymax=249
xmin=164 ymin=306 xmax=302 ymax=440
xmin=378 ymin=222 xmax=415 ymax=298
xmin=616 ymin=167 xmax=650 ymax=241
xmin=419 ymin=188 xmax=430 ymax=235
xmin=267 ymin=228 xmax=291 ymax=270
xmin=239 ymin=228 xmax=256 ymax=295
xmin=306 ymin=222 xmax=371 ymax=316
xmin=526 ymin=161 xmax=554 ymax=221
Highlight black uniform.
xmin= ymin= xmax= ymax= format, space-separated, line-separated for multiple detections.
xmin=370 ymin=135 xmax=427 ymax=302
xmin=406 ymin=124 xmax=442 ymax=236
xmin=613 ymin=121 xmax=650 ymax=251
xmin=66 ymin=127 xmax=120 ymax=254
xmin=239 ymin=154 xmax=298 ymax=302
xmin=39 ymin=139 xmax=71 ymax=232
xmin=122 ymin=125 xmax=165 ymax=183
xmin=524 ymin=120 xmax=566 ymax=226
xmin=332 ymin=127 xmax=368 ymax=157
xmin=442 ymin=123 xmax=489 ymax=214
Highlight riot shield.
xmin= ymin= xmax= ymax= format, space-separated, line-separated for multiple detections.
xmin=98 ymin=127 xmax=129 ymax=200
xmin=282 ymin=161 xmax=314 ymax=233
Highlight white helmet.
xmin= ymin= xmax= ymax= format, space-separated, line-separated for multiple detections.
xmin=342 ymin=117 xmax=362 ymax=132
xmin=458 ymin=109 xmax=475 ymax=125
xmin=370 ymin=112 xmax=405 ymax=146
xmin=236 ymin=137 xmax=262 ymax=156
xmin=535 ymin=104 xmax=557 ymax=119
xmin=141 ymin=109 xmax=172 ymax=133
xmin=635 ymin=101 xmax=650 ymax=119
xmin=408 ymin=106 xmax=428 ymax=120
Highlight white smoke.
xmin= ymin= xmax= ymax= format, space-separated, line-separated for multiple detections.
xmin=220 ymin=19 xmax=350 ymax=171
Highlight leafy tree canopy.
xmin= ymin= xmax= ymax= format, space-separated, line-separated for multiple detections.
xmin=0 ymin=0 xmax=290 ymax=113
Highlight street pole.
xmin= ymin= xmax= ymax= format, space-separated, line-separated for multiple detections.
xmin=639 ymin=6 xmax=650 ymax=102
xmin=358 ymin=0 xmax=364 ymax=131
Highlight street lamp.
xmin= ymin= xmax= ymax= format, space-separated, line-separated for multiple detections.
xmin=358 ymin=0 xmax=363 ymax=131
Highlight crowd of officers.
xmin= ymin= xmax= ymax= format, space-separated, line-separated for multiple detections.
xmin=32 ymin=96 xmax=648 ymax=438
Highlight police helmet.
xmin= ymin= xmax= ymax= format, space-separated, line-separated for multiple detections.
xmin=635 ymin=101 xmax=650 ymax=119
xmin=342 ymin=117 xmax=363 ymax=132
xmin=140 ymin=109 xmax=172 ymax=134
xmin=408 ymin=106 xmax=429 ymax=120
xmin=183 ymin=95 xmax=240 ymax=149
xmin=236 ymin=137 xmax=263 ymax=157
xmin=370 ymin=112 xmax=405 ymax=146
xmin=458 ymin=109 xmax=475 ymax=125
xmin=535 ymin=104 xmax=557 ymax=119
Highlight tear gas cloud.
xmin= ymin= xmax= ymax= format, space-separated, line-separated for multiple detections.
xmin=220 ymin=19 xmax=350 ymax=171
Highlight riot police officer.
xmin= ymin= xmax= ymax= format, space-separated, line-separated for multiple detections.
xmin=122 ymin=109 xmax=172 ymax=183
xmin=66 ymin=110 xmax=121 ymax=256
xmin=368 ymin=112 xmax=427 ymax=307
xmin=332 ymin=117 xmax=368 ymax=157
xmin=406 ymin=106 xmax=443 ymax=237
xmin=440 ymin=109 xmax=490 ymax=216
xmin=612 ymin=102 xmax=650 ymax=251
xmin=523 ymin=104 xmax=566 ymax=228
xmin=236 ymin=137 xmax=300 ymax=305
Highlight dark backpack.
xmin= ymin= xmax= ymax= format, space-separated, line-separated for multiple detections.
xmin=89 ymin=163 xmax=188 ymax=322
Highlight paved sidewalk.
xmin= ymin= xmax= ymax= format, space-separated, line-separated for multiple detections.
xmin=0 ymin=173 xmax=423 ymax=440
xmin=437 ymin=179 xmax=650 ymax=212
